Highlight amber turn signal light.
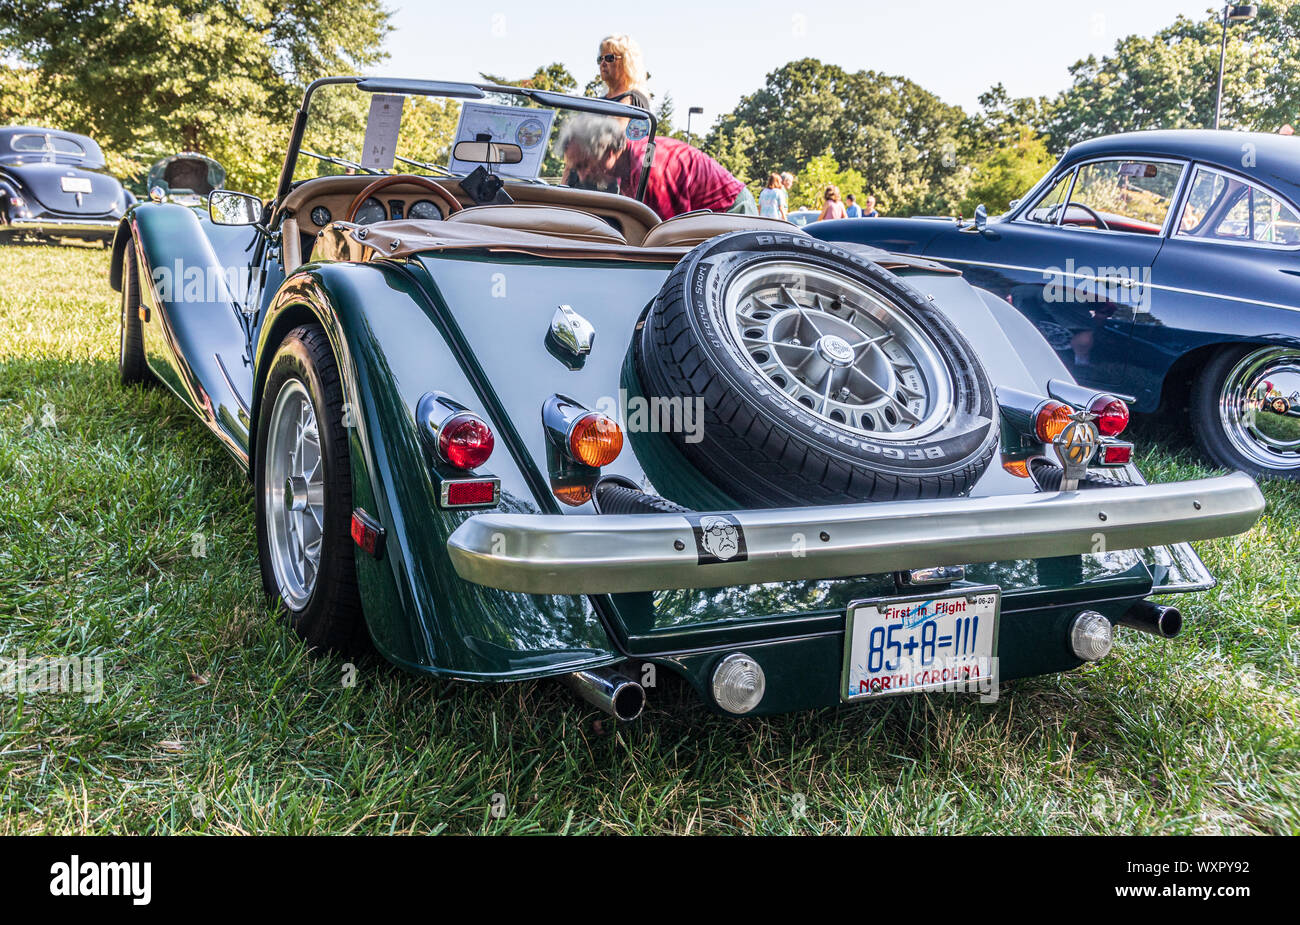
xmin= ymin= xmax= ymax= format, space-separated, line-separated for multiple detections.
xmin=568 ymin=412 xmax=623 ymax=467
xmin=1034 ymin=401 xmax=1073 ymax=443
xmin=1002 ymin=459 xmax=1031 ymax=478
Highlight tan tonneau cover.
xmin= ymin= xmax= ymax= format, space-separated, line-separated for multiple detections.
xmin=313 ymin=218 xmax=959 ymax=274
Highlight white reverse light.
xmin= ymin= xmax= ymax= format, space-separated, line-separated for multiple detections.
xmin=711 ymin=653 xmax=766 ymax=714
xmin=1070 ymin=611 xmax=1113 ymax=661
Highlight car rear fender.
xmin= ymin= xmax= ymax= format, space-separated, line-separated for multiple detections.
xmin=255 ymin=262 xmax=620 ymax=678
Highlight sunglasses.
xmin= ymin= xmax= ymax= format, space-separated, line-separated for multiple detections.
xmin=597 ymin=53 xmax=622 ymax=64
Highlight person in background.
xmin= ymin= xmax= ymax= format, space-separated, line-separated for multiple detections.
xmin=863 ymin=194 xmax=880 ymax=217
xmin=598 ymin=34 xmax=650 ymax=110
xmin=758 ymin=172 xmax=787 ymax=219
xmin=556 ymin=113 xmax=756 ymax=219
xmin=844 ymin=193 xmax=862 ymax=217
xmin=819 ymin=185 xmax=846 ymax=221
xmin=781 ymin=172 xmax=794 ymax=201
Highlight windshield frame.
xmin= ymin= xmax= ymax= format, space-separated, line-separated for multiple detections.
xmin=273 ymin=75 xmax=658 ymax=213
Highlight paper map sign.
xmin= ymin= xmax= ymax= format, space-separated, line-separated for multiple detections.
xmin=448 ymin=102 xmax=555 ymax=179
xmin=361 ymin=94 xmax=404 ymax=171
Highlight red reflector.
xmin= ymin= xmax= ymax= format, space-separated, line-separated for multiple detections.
xmin=1089 ymin=396 xmax=1130 ymax=437
xmin=439 ymin=413 xmax=495 ymax=470
xmin=1100 ymin=443 xmax=1133 ymax=465
xmin=445 ymin=479 xmax=498 ymax=506
xmin=350 ymin=509 xmax=384 ymax=557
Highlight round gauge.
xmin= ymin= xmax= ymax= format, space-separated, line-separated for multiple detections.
xmin=354 ymin=197 xmax=385 ymax=224
xmin=408 ymin=199 xmax=443 ymax=221
xmin=309 ymin=205 xmax=332 ymax=227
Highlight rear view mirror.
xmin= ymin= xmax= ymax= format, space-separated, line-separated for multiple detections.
xmin=452 ymin=141 xmax=524 ymax=165
xmin=208 ymin=189 xmax=261 ymax=225
xmin=1118 ymin=163 xmax=1159 ymax=179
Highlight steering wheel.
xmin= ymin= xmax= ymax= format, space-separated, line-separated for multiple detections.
xmin=1050 ymin=200 xmax=1110 ymax=231
xmin=344 ymin=175 xmax=462 ymax=223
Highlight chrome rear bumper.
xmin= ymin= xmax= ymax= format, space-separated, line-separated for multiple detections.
xmin=446 ymin=473 xmax=1263 ymax=594
xmin=4 ymin=217 xmax=117 ymax=235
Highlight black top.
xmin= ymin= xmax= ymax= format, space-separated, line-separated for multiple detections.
xmin=606 ymin=88 xmax=651 ymax=112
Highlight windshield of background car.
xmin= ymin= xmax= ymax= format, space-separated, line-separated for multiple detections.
xmin=1022 ymin=172 xmax=1072 ymax=224
xmin=1175 ymin=166 xmax=1300 ymax=247
xmin=1064 ymin=159 xmax=1184 ymax=233
xmin=291 ymin=83 xmax=651 ymax=192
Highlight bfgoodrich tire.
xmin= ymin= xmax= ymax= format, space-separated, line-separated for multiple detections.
xmin=254 ymin=325 xmax=371 ymax=654
xmin=635 ymin=231 xmax=998 ymax=506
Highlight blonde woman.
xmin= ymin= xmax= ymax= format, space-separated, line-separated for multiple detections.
xmin=598 ymin=34 xmax=650 ymax=110
xmin=819 ymin=184 xmax=846 ymax=221
xmin=758 ymin=172 xmax=787 ymax=219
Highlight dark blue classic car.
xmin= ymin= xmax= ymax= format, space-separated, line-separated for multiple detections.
xmin=810 ymin=131 xmax=1300 ymax=480
xmin=0 ymin=126 xmax=132 ymax=242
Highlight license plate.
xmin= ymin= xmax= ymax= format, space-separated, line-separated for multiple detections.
xmin=842 ymin=586 xmax=1000 ymax=700
xmin=61 ymin=176 xmax=92 ymax=193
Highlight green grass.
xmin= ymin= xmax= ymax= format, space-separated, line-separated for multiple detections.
xmin=1 ymin=243 xmax=1297 ymax=835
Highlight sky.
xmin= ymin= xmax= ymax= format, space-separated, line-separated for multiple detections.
xmin=380 ymin=0 xmax=1220 ymax=130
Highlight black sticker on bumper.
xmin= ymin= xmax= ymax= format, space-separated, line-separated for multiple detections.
xmin=686 ymin=513 xmax=748 ymax=565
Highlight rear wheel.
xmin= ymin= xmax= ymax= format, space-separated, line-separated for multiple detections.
xmin=254 ymin=325 xmax=371 ymax=653
xmin=1191 ymin=344 xmax=1300 ymax=480
xmin=118 ymin=248 xmax=152 ymax=385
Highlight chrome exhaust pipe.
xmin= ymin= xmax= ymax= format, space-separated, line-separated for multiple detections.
xmin=1117 ymin=600 xmax=1183 ymax=638
xmin=561 ymin=666 xmax=646 ymax=721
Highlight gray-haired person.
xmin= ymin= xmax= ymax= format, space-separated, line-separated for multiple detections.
xmin=555 ymin=113 xmax=756 ymax=220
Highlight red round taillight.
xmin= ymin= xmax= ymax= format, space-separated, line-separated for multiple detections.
xmin=438 ymin=413 xmax=494 ymax=469
xmin=1089 ymin=396 xmax=1130 ymax=437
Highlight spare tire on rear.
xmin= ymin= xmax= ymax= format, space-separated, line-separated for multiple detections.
xmin=634 ymin=230 xmax=998 ymax=507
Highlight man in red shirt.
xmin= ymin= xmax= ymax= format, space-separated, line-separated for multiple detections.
xmin=556 ymin=114 xmax=756 ymax=220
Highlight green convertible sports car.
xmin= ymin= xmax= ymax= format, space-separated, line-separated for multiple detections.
xmin=109 ymin=77 xmax=1264 ymax=718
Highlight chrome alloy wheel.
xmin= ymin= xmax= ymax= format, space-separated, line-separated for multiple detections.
xmin=722 ymin=261 xmax=953 ymax=439
xmin=264 ymin=379 xmax=326 ymax=610
xmin=1219 ymin=346 xmax=1300 ymax=470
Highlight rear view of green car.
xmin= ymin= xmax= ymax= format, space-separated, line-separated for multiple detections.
xmin=109 ymin=76 xmax=1264 ymax=719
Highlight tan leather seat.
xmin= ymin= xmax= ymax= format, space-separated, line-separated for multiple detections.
xmin=445 ymin=204 xmax=626 ymax=245
xmin=640 ymin=212 xmax=802 ymax=248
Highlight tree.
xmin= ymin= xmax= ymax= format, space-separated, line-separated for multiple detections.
xmin=0 ymin=0 xmax=391 ymax=191
xmin=787 ymin=152 xmax=865 ymax=212
xmin=480 ymin=62 xmax=578 ymax=95
xmin=959 ymin=126 xmax=1056 ymax=217
xmin=968 ymin=83 xmax=1055 ymax=153
xmin=1046 ymin=0 xmax=1300 ymax=148
xmin=705 ymin=58 xmax=970 ymax=216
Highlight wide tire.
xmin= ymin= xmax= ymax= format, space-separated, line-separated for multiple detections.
xmin=254 ymin=325 xmax=371 ymax=653
xmin=1190 ymin=344 xmax=1300 ymax=480
xmin=118 ymin=247 xmax=152 ymax=386
xmin=635 ymin=231 xmax=998 ymax=506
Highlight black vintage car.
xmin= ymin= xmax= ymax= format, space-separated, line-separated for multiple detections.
xmin=0 ymin=125 xmax=132 ymax=242
xmin=145 ymin=151 xmax=226 ymax=206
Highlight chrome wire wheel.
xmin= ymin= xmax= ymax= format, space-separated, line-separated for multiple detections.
xmin=264 ymin=378 xmax=326 ymax=610
xmin=1218 ymin=346 xmax=1300 ymax=470
xmin=722 ymin=261 xmax=953 ymax=439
